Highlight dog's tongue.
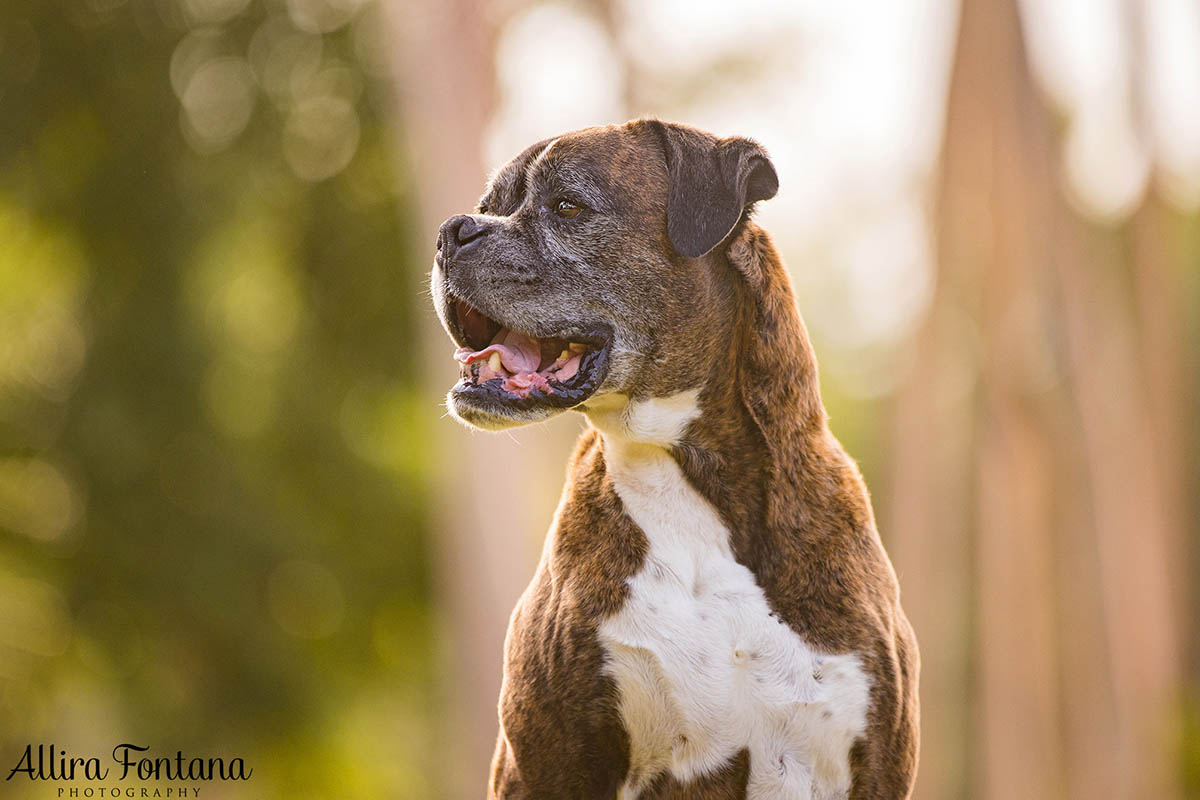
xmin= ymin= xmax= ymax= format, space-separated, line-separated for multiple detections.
xmin=454 ymin=328 xmax=542 ymax=374
xmin=454 ymin=326 xmax=584 ymax=397
xmin=493 ymin=329 xmax=543 ymax=373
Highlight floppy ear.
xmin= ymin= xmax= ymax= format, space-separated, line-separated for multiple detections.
xmin=653 ymin=123 xmax=779 ymax=259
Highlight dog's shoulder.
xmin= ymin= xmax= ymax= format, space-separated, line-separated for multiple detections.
xmin=494 ymin=428 xmax=647 ymax=795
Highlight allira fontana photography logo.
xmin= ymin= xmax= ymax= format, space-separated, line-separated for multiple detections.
xmin=6 ymin=743 xmax=251 ymax=797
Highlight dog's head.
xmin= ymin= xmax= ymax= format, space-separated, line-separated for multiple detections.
xmin=432 ymin=120 xmax=778 ymax=430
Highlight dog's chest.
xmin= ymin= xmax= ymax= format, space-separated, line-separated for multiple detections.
xmin=597 ymin=442 xmax=871 ymax=800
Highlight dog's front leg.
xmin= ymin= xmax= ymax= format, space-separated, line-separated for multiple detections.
xmin=487 ymin=717 xmax=627 ymax=799
xmin=486 ymin=580 xmax=631 ymax=799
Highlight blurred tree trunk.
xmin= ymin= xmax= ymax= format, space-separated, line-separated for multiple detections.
xmin=381 ymin=3 xmax=549 ymax=798
xmin=890 ymin=0 xmax=1187 ymax=798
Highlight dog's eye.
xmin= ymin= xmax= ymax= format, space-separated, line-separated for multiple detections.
xmin=552 ymin=199 xmax=582 ymax=219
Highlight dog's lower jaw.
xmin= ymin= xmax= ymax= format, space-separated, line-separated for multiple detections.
xmin=446 ymin=389 xmax=564 ymax=430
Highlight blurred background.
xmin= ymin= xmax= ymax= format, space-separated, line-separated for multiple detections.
xmin=0 ymin=0 xmax=1196 ymax=797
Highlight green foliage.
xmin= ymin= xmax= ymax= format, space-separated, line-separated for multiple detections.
xmin=0 ymin=0 xmax=435 ymax=795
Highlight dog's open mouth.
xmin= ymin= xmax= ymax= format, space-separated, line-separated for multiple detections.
xmin=448 ymin=298 xmax=611 ymax=410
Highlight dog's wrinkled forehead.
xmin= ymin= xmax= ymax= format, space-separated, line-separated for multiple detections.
xmin=479 ymin=127 xmax=665 ymax=218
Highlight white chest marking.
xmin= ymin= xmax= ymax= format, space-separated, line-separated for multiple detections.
xmin=587 ymin=392 xmax=871 ymax=800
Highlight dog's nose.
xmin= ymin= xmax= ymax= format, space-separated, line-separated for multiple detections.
xmin=436 ymin=214 xmax=491 ymax=266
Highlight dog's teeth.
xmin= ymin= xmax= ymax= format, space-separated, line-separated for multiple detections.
xmin=558 ymin=349 xmax=570 ymax=362
xmin=488 ymin=352 xmax=502 ymax=372
xmin=568 ymin=342 xmax=586 ymax=353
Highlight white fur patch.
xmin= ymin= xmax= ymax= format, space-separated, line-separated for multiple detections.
xmin=588 ymin=392 xmax=871 ymax=800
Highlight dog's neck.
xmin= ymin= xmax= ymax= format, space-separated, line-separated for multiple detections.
xmin=585 ymin=224 xmax=856 ymax=577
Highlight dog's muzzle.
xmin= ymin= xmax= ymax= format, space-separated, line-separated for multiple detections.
xmin=432 ymin=215 xmax=614 ymax=424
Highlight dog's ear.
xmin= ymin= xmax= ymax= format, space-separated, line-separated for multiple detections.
xmin=652 ymin=122 xmax=779 ymax=259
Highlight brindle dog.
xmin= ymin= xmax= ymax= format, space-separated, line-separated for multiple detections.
xmin=432 ymin=120 xmax=919 ymax=799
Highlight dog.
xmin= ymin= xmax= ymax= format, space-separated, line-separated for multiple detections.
xmin=432 ymin=120 xmax=919 ymax=799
